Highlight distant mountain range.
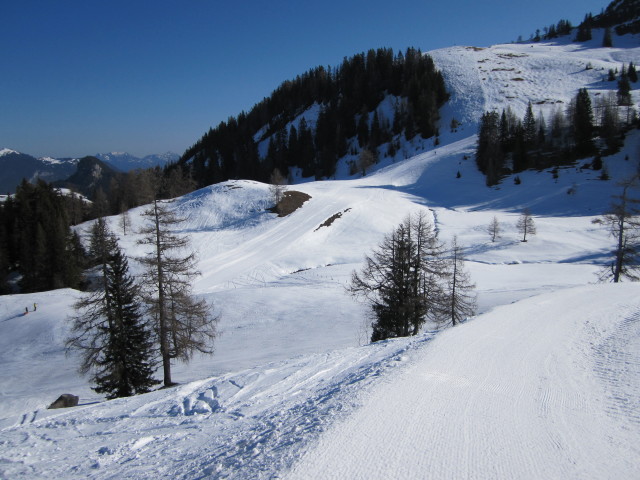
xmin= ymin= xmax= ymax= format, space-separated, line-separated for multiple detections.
xmin=0 ymin=148 xmax=178 ymax=194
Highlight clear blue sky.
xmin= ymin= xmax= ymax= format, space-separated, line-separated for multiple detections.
xmin=1 ymin=0 xmax=608 ymax=158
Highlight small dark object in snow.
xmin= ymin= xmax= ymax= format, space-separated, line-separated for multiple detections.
xmin=48 ymin=393 xmax=79 ymax=409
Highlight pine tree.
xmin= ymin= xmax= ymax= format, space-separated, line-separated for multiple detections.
xmin=575 ymin=14 xmax=592 ymax=42
xmin=618 ymin=66 xmax=632 ymax=106
xmin=572 ymin=88 xmax=596 ymax=156
xmin=137 ymin=199 xmax=219 ymax=387
xmin=443 ymin=236 xmax=476 ymax=326
xmin=67 ymin=218 xmax=158 ymax=398
xmin=603 ymin=27 xmax=613 ymax=47
xmin=93 ymin=245 xmax=158 ymax=398
xmin=628 ymin=62 xmax=638 ymax=83
xmin=476 ymin=111 xmax=504 ymax=186
xmin=523 ymin=102 xmax=537 ymax=147
xmin=348 ymin=212 xmax=446 ymax=342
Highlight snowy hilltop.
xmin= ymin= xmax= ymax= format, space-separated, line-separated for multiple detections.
xmin=1 ymin=28 xmax=640 ymax=480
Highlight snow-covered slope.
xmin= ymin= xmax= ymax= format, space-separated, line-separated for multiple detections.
xmin=287 ymin=284 xmax=640 ymax=480
xmin=1 ymin=33 xmax=640 ymax=479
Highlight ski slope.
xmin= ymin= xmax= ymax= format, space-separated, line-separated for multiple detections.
xmin=1 ymin=32 xmax=640 ymax=479
xmin=286 ymin=284 xmax=640 ymax=480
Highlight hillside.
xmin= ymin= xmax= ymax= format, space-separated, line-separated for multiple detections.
xmin=0 ymin=149 xmax=78 ymax=194
xmin=1 ymin=25 xmax=640 ymax=480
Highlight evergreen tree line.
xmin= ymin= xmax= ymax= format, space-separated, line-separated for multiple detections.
xmin=0 ymin=180 xmax=86 ymax=293
xmin=476 ymin=69 xmax=638 ymax=186
xmin=524 ymin=0 xmax=640 ymax=43
xmin=0 ymin=165 xmax=199 ymax=294
xmin=178 ymin=47 xmax=448 ymax=186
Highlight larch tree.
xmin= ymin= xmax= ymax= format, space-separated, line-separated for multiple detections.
xmin=348 ymin=212 xmax=446 ymax=342
xmin=269 ymin=168 xmax=287 ymax=207
xmin=516 ymin=208 xmax=537 ymax=242
xmin=67 ymin=217 xmax=158 ymax=398
xmin=137 ymin=199 xmax=219 ymax=387
xmin=443 ymin=236 xmax=476 ymax=327
xmin=488 ymin=216 xmax=501 ymax=242
xmin=595 ymin=175 xmax=640 ymax=282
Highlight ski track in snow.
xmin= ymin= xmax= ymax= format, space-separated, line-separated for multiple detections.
xmin=285 ymin=285 xmax=640 ymax=480
xmin=0 ymin=335 xmax=431 ymax=479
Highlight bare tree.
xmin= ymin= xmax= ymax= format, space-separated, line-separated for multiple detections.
xmin=137 ymin=199 xmax=219 ymax=387
xmin=443 ymin=236 xmax=476 ymax=327
xmin=119 ymin=207 xmax=130 ymax=236
xmin=516 ymin=208 xmax=536 ymax=242
xmin=348 ymin=212 xmax=446 ymax=342
xmin=595 ymin=175 xmax=640 ymax=282
xmin=269 ymin=168 xmax=287 ymax=206
xmin=357 ymin=149 xmax=376 ymax=176
xmin=487 ymin=216 xmax=501 ymax=242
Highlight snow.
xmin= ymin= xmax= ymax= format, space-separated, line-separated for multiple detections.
xmin=1 ymin=32 xmax=640 ymax=479
xmin=287 ymin=284 xmax=640 ymax=480
xmin=0 ymin=148 xmax=19 ymax=156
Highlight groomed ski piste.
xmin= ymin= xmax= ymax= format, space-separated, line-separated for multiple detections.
xmin=1 ymin=31 xmax=639 ymax=479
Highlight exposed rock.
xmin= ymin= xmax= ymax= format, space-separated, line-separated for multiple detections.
xmin=48 ymin=393 xmax=79 ymax=409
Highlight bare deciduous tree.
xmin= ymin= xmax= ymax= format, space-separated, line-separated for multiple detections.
xmin=516 ymin=208 xmax=536 ymax=242
xmin=357 ymin=149 xmax=376 ymax=176
xmin=488 ymin=216 xmax=501 ymax=242
xmin=595 ymin=174 xmax=640 ymax=282
xmin=137 ymin=199 xmax=219 ymax=387
xmin=269 ymin=168 xmax=287 ymax=206
xmin=443 ymin=236 xmax=476 ymax=327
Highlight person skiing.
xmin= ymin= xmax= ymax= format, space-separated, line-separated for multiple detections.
xmin=25 ymin=307 xmax=28 ymax=315
xmin=33 ymin=303 xmax=37 ymax=312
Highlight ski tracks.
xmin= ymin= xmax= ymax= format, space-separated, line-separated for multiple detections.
xmin=285 ymin=285 xmax=640 ymax=480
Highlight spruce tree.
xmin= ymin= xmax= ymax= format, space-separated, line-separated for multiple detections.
xmin=572 ymin=88 xmax=596 ymax=157
xmin=348 ymin=212 xmax=446 ymax=342
xmin=67 ymin=218 xmax=158 ymax=398
xmin=603 ymin=27 xmax=613 ymax=47
xmin=476 ymin=111 xmax=504 ymax=185
xmin=93 ymin=245 xmax=158 ymax=398
xmin=618 ymin=66 xmax=632 ymax=106
xmin=628 ymin=62 xmax=638 ymax=83
xmin=523 ymin=102 xmax=537 ymax=147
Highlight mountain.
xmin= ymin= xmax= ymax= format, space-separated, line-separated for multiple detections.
xmin=0 ymin=148 xmax=78 ymax=194
xmin=55 ymin=156 xmax=122 ymax=198
xmin=95 ymin=151 xmax=179 ymax=171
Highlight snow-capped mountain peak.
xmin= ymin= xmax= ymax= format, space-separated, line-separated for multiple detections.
xmin=0 ymin=148 xmax=19 ymax=156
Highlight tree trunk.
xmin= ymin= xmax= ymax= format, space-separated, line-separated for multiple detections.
xmin=153 ymin=200 xmax=172 ymax=387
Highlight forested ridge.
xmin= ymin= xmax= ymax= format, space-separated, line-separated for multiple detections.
xmin=177 ymin=47 xmax=448 ymax=186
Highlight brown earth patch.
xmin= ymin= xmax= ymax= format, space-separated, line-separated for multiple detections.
xmin=270 ymin=191 xmax=311 ymax=217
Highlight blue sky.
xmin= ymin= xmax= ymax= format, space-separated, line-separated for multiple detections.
xmin=1 ymin=0 xmax=608 ymax=158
